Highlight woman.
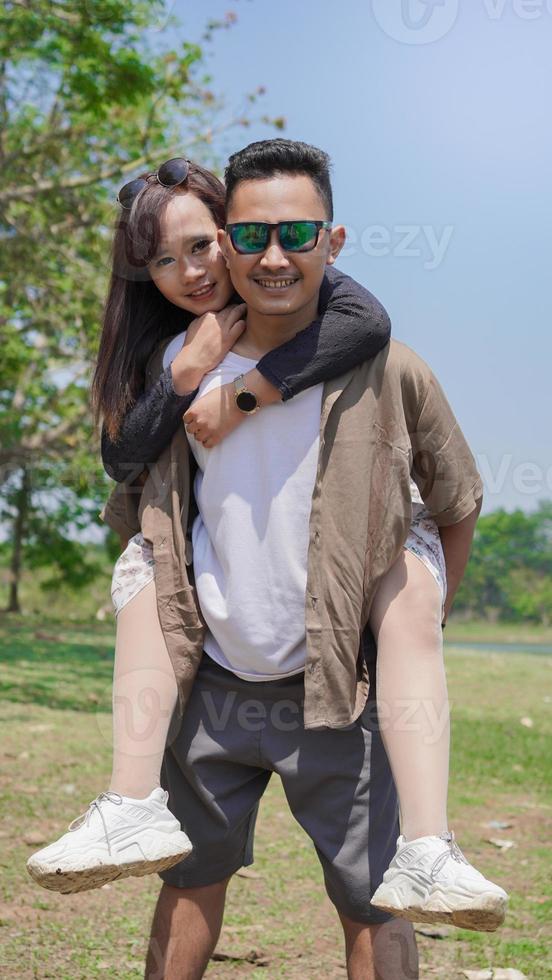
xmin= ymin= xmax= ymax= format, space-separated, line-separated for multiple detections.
xmin=27 ymin=157 xmax=507 ymax=932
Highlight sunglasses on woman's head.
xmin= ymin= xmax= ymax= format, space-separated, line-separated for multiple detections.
xmin=117 ymin=158 xmax=191 ymax=209
xmin=226 ymin=220 xmax=332 ymax=255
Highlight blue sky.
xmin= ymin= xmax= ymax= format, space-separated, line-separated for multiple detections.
xmin=167 ymin=0 xmax=551 ymax=513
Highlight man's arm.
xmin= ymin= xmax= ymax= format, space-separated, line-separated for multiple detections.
xmin=408 ymin=363 xmax=483 ymax=528
xmin=400 ymin=346 xmax=483 ymax=619
xmin=439 ymin=498 xmax=482 ymax=623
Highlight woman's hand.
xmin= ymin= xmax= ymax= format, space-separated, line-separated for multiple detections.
xmin=171 ymin=305 xmax=246 ymax=395
xmin=183 ymin=382 xmax=243 ymax=448
xmin=183 ymin=369 xmax=284 ymax=448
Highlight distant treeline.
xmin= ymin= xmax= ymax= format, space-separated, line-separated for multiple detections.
xmin=454 ymin=501 xmax=552 ymax=625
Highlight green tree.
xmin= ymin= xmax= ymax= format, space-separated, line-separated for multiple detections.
xmin=0 ymin=0 xmax=281 ymax=612
xmin=502 ymin=567 xmax=552 ymax=626
xmin=455 ymin=501 xmax=552 ymax=623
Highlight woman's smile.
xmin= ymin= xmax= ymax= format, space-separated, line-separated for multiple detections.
xmin=187 ymin=281 xmax=216 ymax=300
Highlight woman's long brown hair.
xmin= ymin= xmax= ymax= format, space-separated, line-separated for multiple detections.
xmin=92 ymin=162 xmax=226 ymax=441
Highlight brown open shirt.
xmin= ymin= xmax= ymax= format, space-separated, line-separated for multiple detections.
xmin=101 ymin=339 xmax=482 ymax=730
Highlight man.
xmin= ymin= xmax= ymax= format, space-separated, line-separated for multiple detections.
xmin=134 ymin=139 xmax=484 ymax=980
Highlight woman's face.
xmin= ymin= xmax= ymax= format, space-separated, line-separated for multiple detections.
xmin=148 ymin=191 xmax=234 ymax=315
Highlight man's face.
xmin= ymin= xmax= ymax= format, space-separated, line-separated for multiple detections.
xmin=219 ymin=174 xmax=345 ymax=320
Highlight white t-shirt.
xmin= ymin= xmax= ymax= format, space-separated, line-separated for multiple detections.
xmin=163 ymin=332 xmax=323 ymax=681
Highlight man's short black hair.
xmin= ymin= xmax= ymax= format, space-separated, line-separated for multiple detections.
xmin=224 ymin=138 xmax=334 ymax=220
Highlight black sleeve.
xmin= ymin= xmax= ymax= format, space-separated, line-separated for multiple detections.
xmin=101 ymin=269 xmax=390 ymax=483
xmin=101 ymin=364 xmax=198 ymax=484
xmin=255 ymin=265 xmax=391 ymax=401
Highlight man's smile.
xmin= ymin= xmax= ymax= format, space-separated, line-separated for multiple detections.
xmin=252 ymin=277 xmax=300 ymax=290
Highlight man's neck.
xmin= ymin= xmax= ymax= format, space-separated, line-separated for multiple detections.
xmin=233 ymin=296 xmax=319 ymax=359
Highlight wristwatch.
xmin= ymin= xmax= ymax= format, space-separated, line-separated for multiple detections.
xmin=233 ymin=374 xmax=261 ymax=415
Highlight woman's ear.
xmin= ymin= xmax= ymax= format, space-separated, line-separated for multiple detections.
xmin=217 ymin=228 xmax=231 ymax=268
xmin=326 ymin=224 xmax=346 ymax=266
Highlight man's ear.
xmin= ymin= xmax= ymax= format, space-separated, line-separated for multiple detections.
xmin=217 ymin=228 xmax=231 ymax=268
xmin=326 ymin=224 xmax=346 ymax=266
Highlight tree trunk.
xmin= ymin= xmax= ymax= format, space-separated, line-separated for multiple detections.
xmin=6 ymin=466 xmax=30 ymax=614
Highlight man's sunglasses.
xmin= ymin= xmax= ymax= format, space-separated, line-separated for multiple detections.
xmin=226 ymin=220 xmax=332 ymax=255
xmin=117 ymin=157 xmax=190 ymax=209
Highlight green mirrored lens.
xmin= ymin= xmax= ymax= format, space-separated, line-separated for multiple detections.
xmin=233 ymin=224 xmax=269 ymax=253
xmin=279 ymin=221 xmax=318 ymax=251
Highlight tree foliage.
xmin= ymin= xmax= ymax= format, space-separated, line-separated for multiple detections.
xmin=454 ymin=501 xmax=552 ymax=625
xmin=0 ymin=0 xmax=280 ymax=610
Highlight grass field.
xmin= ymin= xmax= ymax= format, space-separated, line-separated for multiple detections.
xmin=1 ymin=615 xmax=551 ymax=978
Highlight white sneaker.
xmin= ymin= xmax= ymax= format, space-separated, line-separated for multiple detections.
xmin=371 ymin=831 xmax=508 ymax=931
xmin=26 ymin=788 xmax=193 ymax=894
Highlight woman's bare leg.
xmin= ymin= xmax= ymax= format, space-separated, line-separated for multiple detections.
xmin=110 ymin=580 xmax=178 ymax=799
xmin=370 ymin=551 xmax=449 ymax=841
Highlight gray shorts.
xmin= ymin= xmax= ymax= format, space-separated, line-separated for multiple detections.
xmin=160 ymin=653 xmax=398 ymax=924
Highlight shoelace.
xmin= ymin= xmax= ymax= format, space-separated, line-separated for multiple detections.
xmin=431 ymin=830 xmax=469 ymax=878
xmin=68 ymin=792 xmax=123 ymax=855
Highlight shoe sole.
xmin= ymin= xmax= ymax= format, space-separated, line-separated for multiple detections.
xmin=27 ymin=841 xmax=193 ymax=895
xmin=371 ymin=893 xmax=507 ymax=933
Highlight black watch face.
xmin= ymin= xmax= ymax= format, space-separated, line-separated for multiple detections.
xmin=236 ymin=390 xmax=258 ymax=413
